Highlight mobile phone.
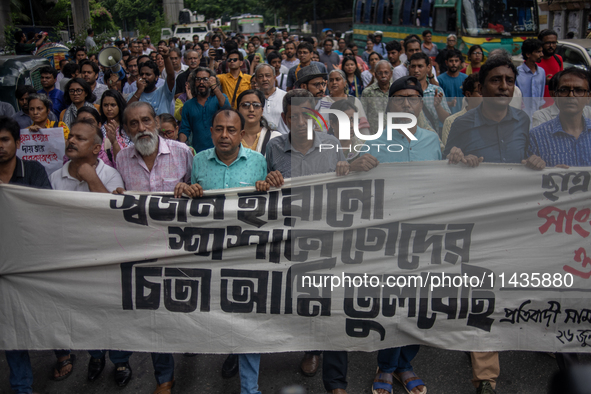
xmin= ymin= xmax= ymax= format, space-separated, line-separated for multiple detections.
xmin=215 ymin=49 xmax=224 ymax=61
xmin=267 ymin=27 xmax=276 ymax=35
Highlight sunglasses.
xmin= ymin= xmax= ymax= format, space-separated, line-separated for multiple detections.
xmin=227 ymin=58 xmax=240 ymax=63
xmin=240 ymin=102 xmax=263 ymax=109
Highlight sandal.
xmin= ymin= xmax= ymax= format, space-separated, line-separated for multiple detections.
xmin=393 ymin=370 xmax=427 ymax=394
xmin=372 ymin=367 xmax=393 ymax=394
xmin=52 ymin=354 xmax=76 ymax=381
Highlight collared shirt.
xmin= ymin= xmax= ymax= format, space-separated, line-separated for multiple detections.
xmin=192 ymin=146 xmax=267 ymax=190
xmin=9 ymin=157 xmax=51 ymax=188
xmin=128 ymin=80 xmax=176 ymax=116
xmin=92 ymin=83 xmax=108 ymax=104
xmin=161 ymin=64 xmax=189 ymax=81
xmin=363 ymin=126 xmax=442 ymax=163
xmin=49 ymin=159 xmax=124 ymax=192
xmin=444 ymin=104 xmax=530 ymax=163
xmin=361 ymin=83 xmax=389 ymax=133
xmin=528 ymin=116 xmax=591 ymax=167
xmin=218 ymin=71 xmax=252 ymax=108
xmin=266 ymin=132 xmax=346 ymax=178
xmin=516 ymin=63 xmax=546 ymax=119
xmin=116 ymin=136 xmax=193 ymax=192
xmin=422 ymin=82 xmax=451 ymax=133
xmin=179 ymin=95 xmax=231 ymax=154
xmin=532 ymin=103 xmax=591 ymax=128
xmin=38 ymin=88 xmax=66 ymax=119
xmin=263 ymin=88 xmax=287 ymax=132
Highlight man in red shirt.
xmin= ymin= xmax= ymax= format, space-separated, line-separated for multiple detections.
xmin=537 ymin=29 xmax=563 ymax=108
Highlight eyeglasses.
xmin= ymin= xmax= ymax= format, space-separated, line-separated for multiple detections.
xmin=240 ymin=102 xmax=263 ymax=109
xmin=391 ymin=96 xmax=421 ymax=105
xmin=69 ymin=88 xmax=84 ymax=95
xmin=194 ymin=77 xmax=210 ymax=83
xmin=555 ymin=87 xmax=590 ymax=97
xmin=310 ymin=81 xmax=327 ymax=89
xmin=227 ymin=58 xmax=240 ymax=63
xmin=160 ymin=128 xmax=176 ymax=137
xmin=472 ymin=52 xmax=483 ymax=55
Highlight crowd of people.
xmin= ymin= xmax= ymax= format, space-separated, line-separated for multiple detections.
xmin=1 ymin=26 xmax=590 ymax=394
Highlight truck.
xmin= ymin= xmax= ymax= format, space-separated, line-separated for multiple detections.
xmin=161 ymin=9 xmax=211 ymax=42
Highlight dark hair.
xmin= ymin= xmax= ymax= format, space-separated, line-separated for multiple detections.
xmin=251 ymin=35 xmax=260 ymax=42
xmin=13 ymin=31 xmax=24 ymax=41
xmin=192 ymin=34 xmax=199 ymax=40
xmin=188 ymin=67 xmax=217 ymax=97
xmin=368 ymin=52 xmax=383 ymax=63
xmin=385 ymin=40 xmax=402 ymax=53
xmin=79 ymin=59 xmax=99 ymax=75
xmin=236 ymin=89 xmax=269 ymax=129
xmin=478 ymin=55 xmax=517 ymax=86
xmin=64 ymin=78 xmax=96 ymax=105
xmin=328 ymin=98 xmax=358 ymax=134
xmin=76 ymin=106 xmax=101 ymax=125
xmin=312 ymin=50 xmax=320 ymax=57
xmin=521 ymin=39 xmax=543 ymax=61
xmin=212 ymin=108 xmax=245 ymax=130
xmin=273 ymin=38 xmax=283 ymax=48
xmin=284 ymin=41 xmax=296 ymax=49
xmin=158 ymin=113 xmax=177 ymax=126
xmin=16 ymin=85 xmax=37 ymax=100
xmin=468 ymin=45 xmax=483 ymax=57
xmin=170 ymin=47 xmax=182 ymax=57
xmin=87 ymin=28 xmax=93 ymax=35
xmin=323 ymin=38 xmax=334 ymax=46
xmin=556 ymin=67 xmax=591 ymax=91
xmin=139 ymin=60 xmax=160 ymax=78
xmin=70 ymin=117 xmax=103 ymax=144
xmin=212 ymin=34 xmax=221 ymax=42
xmin=99 ymin=90 xmax=126 ymax=125
xmin=224 ymin=40 xmax=238 ymax=52
xmin=121 ymin=50 xmax=131 ymax=58
xmin=62 ymin=63 xmax=79 ymax=78
xmin=548 ymin=72 xmax=561 ymax=92
xmin=266 ymin=51 xmax=281 ymax=64
xmin=404 ymin=38 xmax=421 ymax=52
xmin=40 ymin=66 xmax=58 ymax=78
xmin=409 ymin=52 xmax=430 ymax=65
xmin=195 ymin=42 xmax=204 ymax=51
xmin=59 ymin=59 xmax=69 ymax=67
xmin=422 ymin=30 xmax=432 ymax=37
xmin=297 ymin=42 xmax=314 ymax=53
xmin=0 ymin=116 xmax=21 ymax=142
xmin=283 ymin=89 xmax=314 ymax=114
xmin=157 ymin=40 xmax=167 ymax=46
xmin=404 ymin=34 xmax=421 ymax=43
xmin=227 ymin=50 xmax=244 ymax=62
xmin=538 ymin=29 xmax=558 ymax=41
xmin=103 ymin=68 xmax=127 ymax=88
xmin=302 ymin=36 xmax=314 ymax=45
xmin=341 ymin=55 xmax=362 ymax=81
xmin=446 ymin=49 xmax=464 ymax=62
xmin=266 ymin=46 xmax=277 ymax=52
xmin=75 ymin=47 xmax=87 ymax=54
xmin=461 ymin=72 xmax=480 ymax=94
xmin=137 ymin=55 xmax=151 ymax=67
xmin=125 ymin=56 xmax=138 ymax=68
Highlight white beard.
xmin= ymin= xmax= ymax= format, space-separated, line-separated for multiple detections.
xmin=132 ymin=130 xmax=159 ymax=156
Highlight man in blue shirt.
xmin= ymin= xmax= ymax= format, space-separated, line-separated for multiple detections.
xmin=437 ymin=49 xmax=468 ymax=114
xmin=364 ymin=76 xmax=441 ymax=164
xmin=127 ymin=45 xmax=176 ymax=116
xmin=39 ymin=66 xmax=66 ymax=119
xmin=528 ymin=67 xmax=591 ymax=167
xmin=174 ymin=108 xmax=269 ymax=394
xmin=516 ymin=39 xmax=546 ymax=120
xmin=179 ymin=67 xmax=231 ymax=153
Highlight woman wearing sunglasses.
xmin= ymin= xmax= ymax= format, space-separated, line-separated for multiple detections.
xmin=236 ymin=89 xmax=281 ymax=156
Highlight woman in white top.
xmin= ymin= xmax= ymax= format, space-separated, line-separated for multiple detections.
xmin=236 ymin=89 xmax=281 ymax=155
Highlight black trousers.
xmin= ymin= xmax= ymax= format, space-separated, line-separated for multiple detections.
xmin=322 ymin=351 xmax=348 ymax=391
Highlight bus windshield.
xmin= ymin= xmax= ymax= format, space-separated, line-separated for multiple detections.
xmin=238 ymin=18 xmax=264 ymax=34
xmin=462 ymin=0 xmax=537 ymax=36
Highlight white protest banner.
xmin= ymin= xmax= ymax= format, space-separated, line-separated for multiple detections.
xmin=1 ymin=162 xmax=590 ymax=354
xmin=17 ymin=127 xmax=66 ymax=175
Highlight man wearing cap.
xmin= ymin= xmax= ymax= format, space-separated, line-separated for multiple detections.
xmin=295 ymin=65 xmax=328 ymax=102
xmin=373 ymin=31 xmax=387 ymax=58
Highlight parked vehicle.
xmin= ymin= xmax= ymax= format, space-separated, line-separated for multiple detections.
xmin=161 ymin=9 xmax=211 ymax=42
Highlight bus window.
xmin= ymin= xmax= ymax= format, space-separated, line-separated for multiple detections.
xmin=364 ymin=0 xmax=374 ymax=23
xmin=374 ymin=0 xmax=385 ymax=24
xmin=401 ymin=0 xmax=416 ymax=25
xmin=384 ymin=0 xmax=395 ymax=25
xmin=462 ymin=0 xmax=538 ymax=35
xmin=434 ymin=7 xmax=456 ymax=32
xmin=356 ymin=0 xmax=366 ymax=23
xmin=417 ymin=0 xmax=430 ymax=27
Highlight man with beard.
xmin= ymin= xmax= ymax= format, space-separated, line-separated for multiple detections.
xmin=80 ymin=60 xmax=108 ymax=104
xmin=114 ymin=101 xmax=192 ymax=394
xmin=179 ymin=67 xmax=230 ymax=153
xmin=128 ymin=46 xmax=176 ymax=116
xmin=295 ymin=65 xmax=328 ymax=99
xmin=516 ymin=39 xmax=546 ymax=120
xmin=435 ymin=34 xmax=457 ymax=74
xmin=437 ymin=49 xmax=468 ymax=114
xmin=254 ymin=63 xmax=288 ymax=133
xmin=538 ymin=29 xmax=563 ymax=108
xmin=282 ymin=41 xmax=300 ymax=70
xmin=50 ymin=118 xmax=123 ymax=192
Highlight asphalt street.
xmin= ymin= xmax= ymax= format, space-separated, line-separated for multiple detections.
xmin=2 ymin=346 xmax=589 ymax=393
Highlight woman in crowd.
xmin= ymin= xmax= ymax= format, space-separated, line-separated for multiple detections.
xmin=236 ymin=89 xmax=281 ymax=155
xmin=312 ymin=50 xmax=321 ymax=62
xmin=60 ymin=78 xmax=98 ymax=129
xmin=461 ymin=45 xmax=484 ymax=75
xmin=421 ymin=30 xmax=438 ymax=58
xmin=99 ymin=90 xmax=132 ymax=167
xmin=27 ymin=93 xmax=69 ymax=139
xmin=342 ymin=55 xmax=364 ymax=97
xmin=341 ymin=47 xmax=370 ymax=72
xmin=361 ymin=52 xmax=383 ymax=87
xmin=155 ymin=52 xmax=165 ymax=75
xmin=320 ymin=70 xmax=370 ymax=134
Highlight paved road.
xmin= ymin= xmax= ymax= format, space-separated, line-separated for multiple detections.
xmin=1 ymin=347 xmax=589 ymax=393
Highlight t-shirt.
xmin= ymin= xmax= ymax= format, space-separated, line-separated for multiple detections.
xmin=538 ymin=55 xmax=563 ymax=108
xmin=15 ymin=42 xmax=37 ymax=55
xmin=129 ymin=80 xmax=176 ymax=116
xmin=437 ymin=72 xmax=468 ymax=114
xmin=319 ymin=52 xmax=341 ymax=72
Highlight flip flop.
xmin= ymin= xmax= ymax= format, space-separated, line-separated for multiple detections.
xmin=52 ymin=353 xmax=76 ymax=381
xmin=372 ymin=367 xmax=393 ymax=394
xmin=393 ymin=370 xmax=427 ymax=394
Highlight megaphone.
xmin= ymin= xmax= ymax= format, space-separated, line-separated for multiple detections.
xmin=98 ymin=47 xmax=126 ymax=81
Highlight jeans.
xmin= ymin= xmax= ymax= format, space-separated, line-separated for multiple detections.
xmin=5 ymin=351 xmax=33 ymax=394
xmin=322 ymin=351 xmax=348 ymax=391
xmin=151 ymin=353 xmax=174 ymax=384
xmin=377 ymin=345 xmax=420 ymax=373
xmin=88 ymin=350 xmax=132 ymax=364
xmin=239 ymin=353 xmax=261 ymax=394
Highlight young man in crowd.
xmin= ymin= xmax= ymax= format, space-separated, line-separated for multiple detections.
xmin=38 ymin=66 xmax=66 ymax=118
xmin=538 ymin=29 xmax=563 ymax=108
xmin=437 ymin=49 xmax=468 ymax=114
xmin=80 ymin=60 xmax=108 ymax=104
xmin=286 ymin=42 xmax=328 ymax=91
xmin=516 ymin=38 xmax=546 ymax=120
xmin=218 ymin=51 xmax=252 ymax=109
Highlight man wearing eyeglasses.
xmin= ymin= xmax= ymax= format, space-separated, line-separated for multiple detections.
xmin=538 ymin=29 xmax=564 ymax=108
xmin=528 ymin=67 xmax=591 ymax=167
xmin=295 ymin=64 xmax=328 ymax=103
xmin=218 ymin=50 xmax=252 ymax=109
xmin=179 ymin=67 xmax=230 ymax=154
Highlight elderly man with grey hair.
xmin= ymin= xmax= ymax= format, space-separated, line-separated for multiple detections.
xmin=435 ymin=34 xmax=458 ymax=73
xmin=179 ymin=67 xmax=231 ymax=153
xmin=254 ymin=63 xmax=288 ymax=133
